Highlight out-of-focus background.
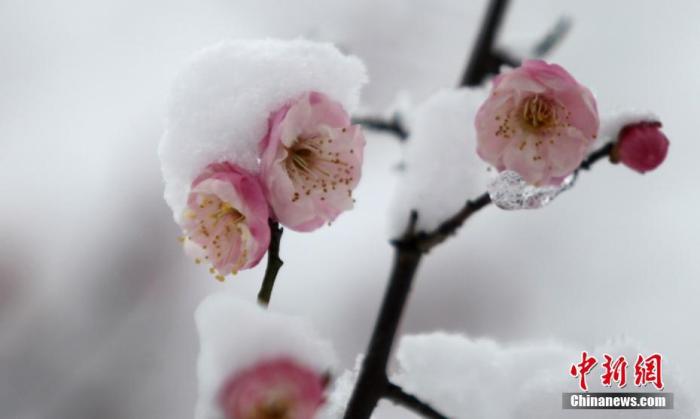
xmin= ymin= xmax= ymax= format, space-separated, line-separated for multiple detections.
xmin=1 ymin=1 xmax=699 ymax=418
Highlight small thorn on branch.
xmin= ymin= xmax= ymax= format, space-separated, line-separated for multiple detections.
xmin=257 ymin=219 xmax=284 ymax=307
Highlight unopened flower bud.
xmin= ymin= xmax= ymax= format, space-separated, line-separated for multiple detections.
xmin=612 ymin=121 xmax=669 ymax=173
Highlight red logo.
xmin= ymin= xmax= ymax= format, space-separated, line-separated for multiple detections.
xmin=569 ymin=352 xmax=664 ymax=391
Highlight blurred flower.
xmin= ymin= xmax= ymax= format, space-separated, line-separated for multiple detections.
xmin=475 ymin=60 xmax=599 ymax=185
xmin=260 ymin=91 xmax=365 ymax=232
xmin=219 ymin=357 xmax=326 ymax=419
xmin=612 ymin=121 xmax=669 ymax=173
xmin=195 ymin=294 xmax=336 ymax=419
xmin=181 ymin=162 xmax=270 ymax=280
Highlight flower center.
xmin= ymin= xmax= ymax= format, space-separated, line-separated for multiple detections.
xmin=184 ymin=192 xmax=249 ymax=279
xmin=283 ymin=135 xmax=355 ymax=203
xmin=521 ymin=95 xmax=557 ymax=130
xmin=251 ymin=397 xmax=292 ymax=419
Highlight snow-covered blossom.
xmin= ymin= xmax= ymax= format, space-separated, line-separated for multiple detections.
xmin=195 ymin=294 xmax=336 ymax=419
xmin=612 ymin=121 xmax=669 ymax=173
xmin=180 ymin=163 xmax=270 ymax=280
xmin=475 ymin=60 xmax=599 ymax=186
xmin=159 ymin=39 xmax=367 ymax=224
xmin=260 ymin=91 xmax=365 ymax=232
xmin=219 ymin=357 xmax=326 ymax=419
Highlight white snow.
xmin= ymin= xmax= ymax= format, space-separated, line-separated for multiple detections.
xmin=599 ymin=110 xmax=661 ymax=143
xmin=389 ymin=88 xmax=495 ymax=237
xmin=194 ymin=293 xmax=337 ymax=419
xmin=392 ymin=332 xmax=695 ymax=419
xmin=321 ymin=355 xmax=364 ymax=419
xmin=159 ymin=38 xmax=368 ymax=223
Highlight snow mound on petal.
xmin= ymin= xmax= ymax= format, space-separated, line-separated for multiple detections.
xmin=160 ymin=38 xmax=367 ymax=222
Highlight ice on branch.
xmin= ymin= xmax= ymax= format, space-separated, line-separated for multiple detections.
xmin=488 ymin=170 xmax=575 ymax=210
xmin=391 ymin=333 xmax=696 ymax=419
xmin=195 ymin=293 xmax=337 ymax=419
xmin=390 ymin=88 xmax=495 ymax=236
xmin=160 ymin=38 xmax=367 ymax=223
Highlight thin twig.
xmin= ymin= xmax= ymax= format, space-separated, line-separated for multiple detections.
xmin=353 ymin=115 xmax=409 ymax=140
xmin=385 ymin=382 xmax=451 ymax=419
xmin=257 ymin=219 xmax=284 ymax=307
xmin=408 ymin=192 xmax=492 ymax=252
xmin=579 ymin=142 xmax=613 ymax=171
xmin=532 ymin=16 xmax=573 ymax=57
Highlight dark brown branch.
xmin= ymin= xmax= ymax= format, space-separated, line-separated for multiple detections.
xmin=343 ymin=239 xmax=423 ymax=418
xmin=343 ymin=142 xmax=615 ymax=418
xmin=344 ymin=2 xmax=588 ymax=417
xmin=385 ymin=382 xmax=451 ymax=419
xmin=353 ymin=115 xmax=409 ymax=140
xmin=460 ymin=0 xmax=511 ymax=86
xmin=257 ymin=219 xmax=284 ymax=306
xmin=409 ymin=192 xmax=492 ymax=252
xmin=460 ymin=1 xmax=572 ymax=87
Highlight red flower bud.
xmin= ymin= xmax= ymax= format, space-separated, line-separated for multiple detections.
xmin=612 ymin=121 xmax=669 ymax=173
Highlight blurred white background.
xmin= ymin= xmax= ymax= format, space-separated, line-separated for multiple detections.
xmin=1 ymin=0 xmax=699 ymax=418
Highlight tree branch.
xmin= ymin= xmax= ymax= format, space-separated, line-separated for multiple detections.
xmin=257 ymin=219 xmax=284 ymax=307
xmin=344 ymin=2 xmax=591 ymax=417
xmin=343 ymin=142 xmax=615 ymax=418
xmin=343 ymin=238 xmax=423 ymax=418
xmin=532 ymin=16 xmax=572 ymax=57
xmin=385 ymin=382 xmax=451 ymax=419
xmin=460 ymin=0 xmax=511 ymax=87
xmin=352 ymin=114 xmax=409 ymax=140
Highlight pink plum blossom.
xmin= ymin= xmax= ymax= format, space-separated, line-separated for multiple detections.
xmin=260 ymin=91 xmax=365 ymax=232
xmin=181 ymin=162 xmax=270 ymax=280
xmin=612 ymin=121 xmax=669 ymax=173
xmin=475 ymin=60 xmax=599 ymax=185
xmin=218 ymin=357 xmax=326 ymax=419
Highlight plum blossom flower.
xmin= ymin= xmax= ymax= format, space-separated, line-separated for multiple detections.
xmin=260 ymin=91 xmax=365 ymax=232
xmin=219 ymin=357 xmax=326 ymax=419
xmin=195 ymin=294 xmax=337 ymax=419
xmin=612 ymin=121 xmax=669 ymax=173
xmin=475 ymin=60 xmax=599 ymax=185
xmin=181 ymin=162 xmax=270 ymax=280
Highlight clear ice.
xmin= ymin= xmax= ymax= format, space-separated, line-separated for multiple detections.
xmin=487 ymin=171 xmax=576 ymax=210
